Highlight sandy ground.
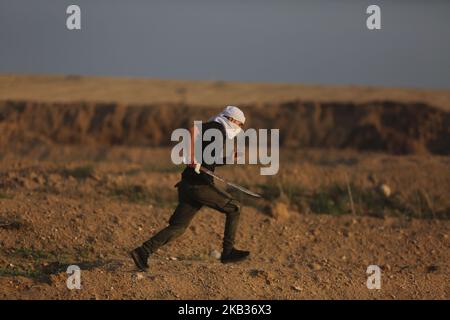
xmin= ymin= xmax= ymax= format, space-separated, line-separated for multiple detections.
xmin=0 ymin=148 xmax=448 ymax=300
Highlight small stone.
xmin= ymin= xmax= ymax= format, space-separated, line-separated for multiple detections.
xmin=209 ymin=249 xmax=221 ymax=260
xmin=170 ymin=256 xmax=178 ymax=261
xmin=378 ymin=184 xmax=391 ymax=198
xmin=267 ymin=202 xmax=290 ymax=220
xmin=311 ymin=263 xmax=322 ymax=271
xmin=292 ymin=285 xmax=302 ymax=292
xmin=136 ymin=273 xmax=144 ymax=280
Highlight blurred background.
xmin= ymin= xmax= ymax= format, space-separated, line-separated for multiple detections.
xmin=1 ymin=0 xmax=450 ymax=88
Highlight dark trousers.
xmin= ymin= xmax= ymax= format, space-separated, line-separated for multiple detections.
xmin=142 ymin=180 xmax=241 ymax=254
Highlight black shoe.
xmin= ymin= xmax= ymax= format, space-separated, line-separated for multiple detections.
xmin=220 ymin=248 xmax=250 ymax=264
xmin=130 ymin=247 xmax=149 ymax=270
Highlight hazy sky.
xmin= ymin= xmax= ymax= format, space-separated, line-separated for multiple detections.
xmin=1 ymin=0 xmax=449 ymax=88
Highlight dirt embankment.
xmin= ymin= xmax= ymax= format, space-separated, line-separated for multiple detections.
xmin=1 ymin=100 xmax=449 ymax=155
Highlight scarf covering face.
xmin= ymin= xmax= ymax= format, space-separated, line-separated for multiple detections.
xmin=209 ymin=106 xmax=246 ymax=139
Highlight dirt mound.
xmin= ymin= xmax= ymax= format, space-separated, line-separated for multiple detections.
xmin=1 ymin=100 xmax=449 ymax=155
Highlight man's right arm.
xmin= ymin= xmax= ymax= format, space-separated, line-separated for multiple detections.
xmin=187 ymin=126 xmax=201 ymax=174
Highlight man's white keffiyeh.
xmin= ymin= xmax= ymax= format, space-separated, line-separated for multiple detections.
xmin=209 ymin=106 xmax=246 ymax=139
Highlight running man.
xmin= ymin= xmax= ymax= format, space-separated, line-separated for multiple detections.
xmin=130 ymin=106 xmax=250 ymax=270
